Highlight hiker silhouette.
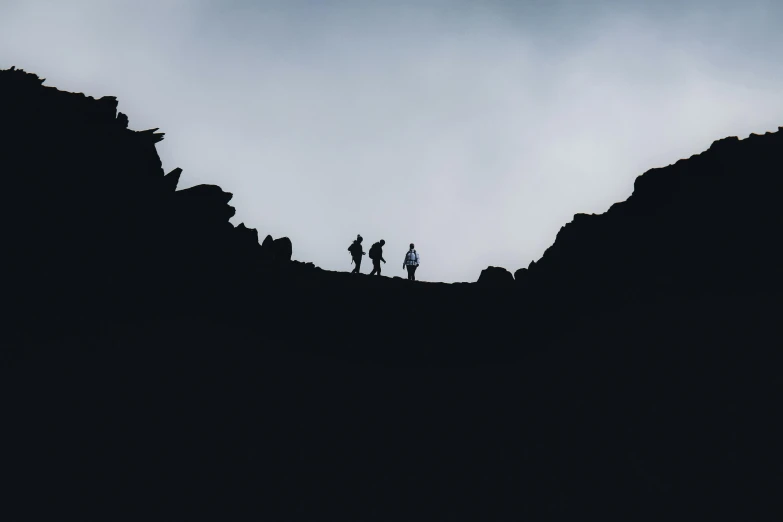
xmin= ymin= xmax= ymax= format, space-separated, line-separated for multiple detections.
xmin=368 ymin=239 xmax=386 ymax=276
xmin=403 ymin=243 xmax=420 ymax=281
xmin=348 ymin=234 xmax=365 ymax=273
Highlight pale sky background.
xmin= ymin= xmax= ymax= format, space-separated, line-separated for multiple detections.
xmin=2 ymin=0 xmax=782 ymax=282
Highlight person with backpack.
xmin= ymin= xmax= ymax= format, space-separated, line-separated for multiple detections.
xmin=368 ymin=239 xmax=386 ymax=276
xmin=403 ymin=243 xmax=420 ymax=281
xmin=348 ymin=234 xmax=365 ymax=274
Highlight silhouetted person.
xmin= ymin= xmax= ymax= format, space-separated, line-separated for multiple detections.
xmin=403 ymin=243 xmax=420 ymax=280
xmin=368 ymin=239 xmax=386 ymax=276
xmin=348 ymin=234 xmax=365 ymax=273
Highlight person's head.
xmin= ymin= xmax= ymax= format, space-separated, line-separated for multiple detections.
xmin=380 ymin=239 xmax=385 ymax=246
xmin=357 ymin=235 xmax=363 ymax=242
xmin=409 ymin=243 xmax=415 ymax=250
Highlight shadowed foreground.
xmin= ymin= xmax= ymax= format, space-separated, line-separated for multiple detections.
xmin=2 ymin=67 xmax=782 ymax=521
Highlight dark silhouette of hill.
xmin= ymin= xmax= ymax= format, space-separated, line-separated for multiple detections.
xmin=516 ymin=128 xmax=783 ymax=300
xmin=2 ymin=66 xmax=781 ymax=522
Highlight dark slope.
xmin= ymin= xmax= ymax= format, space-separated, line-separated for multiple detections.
xmin=2 ymin=67 xmax=781 ymax=522
xmin=517 ymin=128 xmax=783 ymax=299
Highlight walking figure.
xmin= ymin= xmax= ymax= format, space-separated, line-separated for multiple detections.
xmin=368 ymin=239 xmax=386 ymax=276
xmin=403 ymin=243 xmax=420 ymax=281
xmin=348 ymin=234 xmax=365 ymax=274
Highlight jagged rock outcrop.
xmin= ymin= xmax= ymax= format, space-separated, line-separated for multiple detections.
xmin=477 ymin=266 xmax=515 ymax=287
xmin=162 ymin=167 xmax=182 ymax=191
xmin=235 ymin=222 xmax=259 ymax=245
xmin=521 ymin=128 xmax=783 ymax=299
xmin=0 ymin=66 xmax=290 ymax=320
xmin=272 ymin=236 xmax=293 ymax=263
xmin=513 ymin=267 xmax=528 ymax=288
xmin=260 ymin=234 xmax=275 ymax=258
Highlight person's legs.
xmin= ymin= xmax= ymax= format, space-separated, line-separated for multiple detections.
xmin=370 ymin=259 xmax=380 ymax=275
xmin=352 ymin=257 xmax=361 ymax=273
xmin=408 ymin=265 xmax=417 ymax=281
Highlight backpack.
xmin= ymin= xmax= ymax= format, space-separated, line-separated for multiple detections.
xmin=369 ymin=243 xmax=380 ymax=260
xmin=348 ymin=241 xmax=360 ymax=256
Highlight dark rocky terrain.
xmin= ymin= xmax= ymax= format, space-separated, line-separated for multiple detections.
xmin=2 ymin=66 xmax=781 ymax=521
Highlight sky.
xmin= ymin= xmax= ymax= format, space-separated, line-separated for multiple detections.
xmin=2 ymin=0 xmax=782 ymax=282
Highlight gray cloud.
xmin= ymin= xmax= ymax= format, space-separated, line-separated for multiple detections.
xmin=2 ymin=0 xmax=782 ymax=282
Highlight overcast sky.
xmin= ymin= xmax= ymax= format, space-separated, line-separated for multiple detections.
xmin=2 ymin=0 xmax=782 ymax=282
